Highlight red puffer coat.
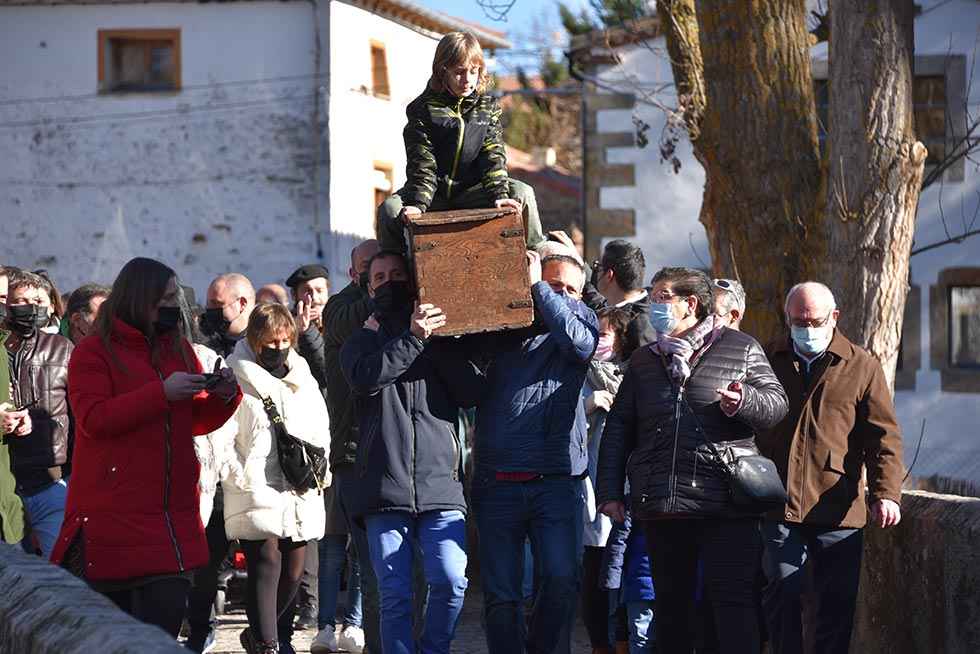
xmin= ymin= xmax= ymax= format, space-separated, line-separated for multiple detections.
xmin=50 ymin=318 xmax=241 ymax=582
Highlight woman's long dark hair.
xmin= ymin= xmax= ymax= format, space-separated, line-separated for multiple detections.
xmin=95 ymin=257 xmax=195 ymax=371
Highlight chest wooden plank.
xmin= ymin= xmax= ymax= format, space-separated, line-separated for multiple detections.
xmin=407 ymin=208 xmax=533 ymax=337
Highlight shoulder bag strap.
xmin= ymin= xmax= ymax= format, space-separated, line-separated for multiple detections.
xmin=656 ymin=351 xmax=729 ymax=467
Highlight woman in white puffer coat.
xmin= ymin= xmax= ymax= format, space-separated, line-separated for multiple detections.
xmin=222 ymin=303 xmax=329 ymax=654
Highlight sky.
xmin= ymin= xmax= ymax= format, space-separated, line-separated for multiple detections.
xmin=417 ymin=0 xmax=595 ymax=75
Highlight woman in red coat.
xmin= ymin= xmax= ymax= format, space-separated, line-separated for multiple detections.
xmin=50 ymin=257 xmax=241 ymax=637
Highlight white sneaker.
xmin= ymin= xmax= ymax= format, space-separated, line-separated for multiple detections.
xmin=310 ymin=627 xmax=338 ymax=653
xmin=337 ymin=625 xmax=365 ymax=653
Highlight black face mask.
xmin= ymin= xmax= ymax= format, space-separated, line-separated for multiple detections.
xmin=258 ymin=346 xmax=289 ymax=371
xmin=358 ymin=271 xmax=370 ymax=289
xmin=153 ymin=306 xmax=182 ymax=335
xmin=199 ymin=307 xmax=231 ymax=337
xmin=7 ymin=304 xmax=48 ymax=337
xmin=372 ymin=280 xmax=415 ymax=318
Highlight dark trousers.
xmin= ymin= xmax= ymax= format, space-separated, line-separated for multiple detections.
xmin=376 ymin=180 xmax=544 ymax=253
xmin=643 ymin=517 xmax=763 ymax=654
xmin=761 ymin=522 xmax=863 ymax=654
xmin=104 ymin=576 xmax=192 ymax=638
xmin=187 ymin=507 xmax=230 ymax=643
xmin=581 ymin=545 xmax=613 ymax=649
xmin=297 ymin=539 xmax=319 ymax=613
xmin=471 ymin=474 xmax=584 ymax=654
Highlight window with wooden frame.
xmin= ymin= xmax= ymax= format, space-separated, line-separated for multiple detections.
xmin=812 ymin=54 xmax=966 ymax=182
xmin=913 ymin=75 xmax=947 ymax=173
xmin=930 ymin=268 xmax=980 ymax=392
xmin=373 ymin=163 xmax=394 ymax=206
xmin=372 ymin=162 xmax=394 ymax=235
xmin=950 ymin=285 xmax=980 ymax=369
xmin=370 ymin=41 xmax=391 ymax=99
xmin=98 ymin=29 xmax=181 ymax=93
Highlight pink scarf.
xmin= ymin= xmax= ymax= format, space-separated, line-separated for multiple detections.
xmin=652 ymin=315 xmax=723 ymax=383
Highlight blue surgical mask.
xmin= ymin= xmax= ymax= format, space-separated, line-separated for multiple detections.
xmin=649 ymin=302 xmax=678 ymax=335
xmin=791 ymin=325 xmax=832 ymax=355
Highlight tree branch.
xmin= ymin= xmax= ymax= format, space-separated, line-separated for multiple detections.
xmin=910 ymin=228 xmax=980 ymax=256
xmin=655 ymin=0 xmax=705 ymax=142
xmin=475 ymin=0 xmax=517 ymax=22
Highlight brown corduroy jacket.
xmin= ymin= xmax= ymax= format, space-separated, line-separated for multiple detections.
xmin=758 ymin=330 xmax=904 ymax=529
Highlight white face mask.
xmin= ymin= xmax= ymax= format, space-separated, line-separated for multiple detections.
xmin=791 ymin=325 xmax=833 ymax=355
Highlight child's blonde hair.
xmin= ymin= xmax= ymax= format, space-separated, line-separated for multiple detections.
xmin=428 ymin=32 xmax=491 ymax=96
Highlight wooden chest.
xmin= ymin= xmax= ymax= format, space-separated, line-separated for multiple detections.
xmin=406 ymin=207 xmax=533 ymax=337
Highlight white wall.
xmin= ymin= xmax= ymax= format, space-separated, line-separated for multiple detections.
xmin=590 ymin=0 xmax=980 ymax=482
xmin=592 ymin=38 xmax=709 ymax=274
xmin=0 ymin=2 xmax=324 ymax=298
xmin=326 ymin=1 xmax=440 ymax=277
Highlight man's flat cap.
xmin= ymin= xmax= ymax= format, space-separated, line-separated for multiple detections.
xmin=286 ymin=264 xmax=330 ymax=288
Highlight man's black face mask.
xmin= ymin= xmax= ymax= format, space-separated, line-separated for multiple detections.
xmin=372 ymin=280 xmax=415 ymax=318
xmin=199 ymin=308 xmax=231 ymax=337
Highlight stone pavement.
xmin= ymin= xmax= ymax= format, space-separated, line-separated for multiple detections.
xmin=208 ymin=586 xmax=593 ymax=653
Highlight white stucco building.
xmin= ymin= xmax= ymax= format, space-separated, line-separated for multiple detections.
xmin=572 ymin=2 xmax=980 ymax=484
xmin=0 ymin=0 xmax=508 ymax=294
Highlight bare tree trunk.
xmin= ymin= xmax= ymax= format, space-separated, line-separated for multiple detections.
xmin=660 ymin=0 xmax=824 ymax=344
xmin=655 ymin=0 xmax=705 ymax=141
xmin=826 ymin=0 xmax=928 ymax=389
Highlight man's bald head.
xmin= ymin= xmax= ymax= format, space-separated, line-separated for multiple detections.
xmin=784 ymin=281 xmax=840 ymax=336
xmin=211 ymin=273 xmax=255 ymax=303
xmin=256 ymin=283 xmax=289 ymax=305
xmin=350 ymin=239 xmax=381 ymax=285
xmin=207 ymin=272 xmax=256 ymax=338
xmin=785 ymin=282 xmax=836 ymax=315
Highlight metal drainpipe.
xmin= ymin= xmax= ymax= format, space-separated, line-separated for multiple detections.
xmin=310 ymin=0 xmax=330 ymax=262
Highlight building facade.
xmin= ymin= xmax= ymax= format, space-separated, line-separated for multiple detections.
xmin=0 ymin=0 xmax=507 ymax=293
xmin=571 ymin=1 xmax=980 ymax=483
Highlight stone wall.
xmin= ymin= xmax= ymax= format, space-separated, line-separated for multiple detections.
xmin=0 ymin=546 xmax=184 ymax=653
xmin=852 ymin=490 xmax=980 ymax=654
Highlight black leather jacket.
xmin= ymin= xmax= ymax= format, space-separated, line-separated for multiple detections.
xmin=596 ymin=328 xmax=788 ymax=519
xmin=5 ymin=330 xmax=74 ymax=492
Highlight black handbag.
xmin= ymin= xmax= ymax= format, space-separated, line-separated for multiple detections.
xmin=682 ymin=390 xmax=788 ymax=512
xmin=261 ymin=396 xmax=328 ymax=492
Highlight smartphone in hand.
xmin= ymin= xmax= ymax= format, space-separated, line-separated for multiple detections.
xmin=201 ymin=358 xmax=224 ymax=390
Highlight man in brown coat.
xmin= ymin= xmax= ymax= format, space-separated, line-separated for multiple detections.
xmin=758 ymin=281 xmax=904 ymax=654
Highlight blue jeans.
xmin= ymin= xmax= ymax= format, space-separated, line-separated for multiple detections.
xmin=365 ymin=510 xmax=468 ymax=654
xmin=471 ymin=473 xmax=584 ymax=654
xmin=20 ymin=479 xmax=67 ymax=558
xmin=317 ymin=534 xmax=363 ymax=630
xmin=761 ymin=522 xmax=863 ymax=654
xmin=626 ymin=601 xmax=655 ymax=654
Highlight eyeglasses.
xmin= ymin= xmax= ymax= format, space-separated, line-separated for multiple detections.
xmin=789 ymin=313 xmax=834 ymax=329
xmin=652 ymin=289 xmax=680 ymax=303
xmin=713 ymin=279 xmax=733 ymax=290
